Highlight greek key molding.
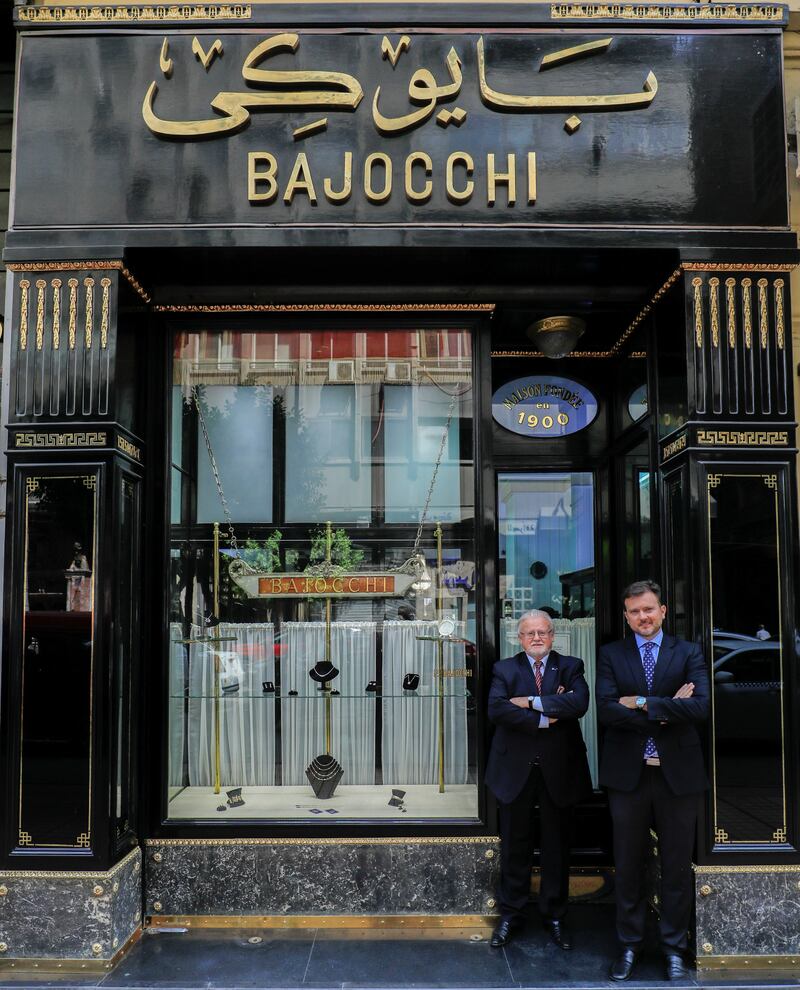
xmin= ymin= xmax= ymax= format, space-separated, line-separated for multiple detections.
xmin=697 ymin=429 xmax=788 ymax=447
xmin=662 ymin=433 xmax=687 ymax=460
xmin=14 ymin=431 xmax=108 ymax=449
xmin=551 ymin=2 xmax=784 ymax=18
xmin=117 ymin=436 xmax=142 ymax=462
xmin=18 ymin=4 xmax=252 ymax=22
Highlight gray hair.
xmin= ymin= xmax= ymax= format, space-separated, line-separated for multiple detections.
xmin=622 ymin=580 xmax=662 ymax=606
xmin=517 ymin=609 xmax=555 ymax=634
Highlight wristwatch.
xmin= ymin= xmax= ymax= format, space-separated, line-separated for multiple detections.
xmin=635 ymin=696 xmax=647 ymax=710
xmin=527 ymin=696 xmax=535 ymax=710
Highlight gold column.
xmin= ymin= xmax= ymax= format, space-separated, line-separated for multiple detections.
xmin=436 ymin=521 xmax=445 ymax=794
xmin=213 ymin=522 xmax=221 ymax=795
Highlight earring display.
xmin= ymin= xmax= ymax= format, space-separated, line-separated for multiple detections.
xmin=262 ymin=681 xmax=275 ymax=693
xmin=226 ymin=787 xmax=245 ymax=807
xmin=365 ymin=680 xmax=378 ymax=693
xmin=403 ymin=672 xmax=420 ymax=691
xmin=306 ymin=754 xmax=344 ymax=800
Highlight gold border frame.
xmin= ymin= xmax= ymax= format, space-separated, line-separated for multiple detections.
xmin=706 ymin=472 xmax=786 ymax=846
xmin=697 ymin=955 xmax=800 ymax=971
xmin=0 ymin=927 xmax=141 ymax=974
xmin=147 ymin=836 xmax=499 ymax=846
xmin=20 ymin=474 xmax=99 ymax=849
xmin=0 ymin=846 xmax=140 ymax=881
xmin=155 ymin=303 xmax=495 ymax=313
xmin=146 ymin=914 xmax=495 ymax=929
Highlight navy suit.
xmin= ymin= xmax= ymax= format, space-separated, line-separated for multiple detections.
xmin=596 ymin=634 xmax=709 ymax=951
xmin=486 ymin=651 xmax=593 ymax=921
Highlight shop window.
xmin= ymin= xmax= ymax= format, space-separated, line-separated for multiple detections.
xmin=168 ymin=328 xmax=477 ymax=822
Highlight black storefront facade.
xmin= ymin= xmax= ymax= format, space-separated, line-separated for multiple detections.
xmin=1 ymin=0 xmax=799 ymax=973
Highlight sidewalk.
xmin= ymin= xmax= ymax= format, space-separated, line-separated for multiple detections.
xmin=1 ymin=905 xmax=798 ymax=990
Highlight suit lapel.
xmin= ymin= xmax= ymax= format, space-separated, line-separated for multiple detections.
xmin=515 ymin=652 xmax=539 ymax=695
xmin=624 ymin=637 xmax=649 ymax=695
xmin=543 ymin=651 xmax=561 ymax=695
xmin=651 ymin=634 xmax=677 ymax=694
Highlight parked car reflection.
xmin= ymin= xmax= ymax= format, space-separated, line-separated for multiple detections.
xmin=713 ymin=639 xmax=781 ymax=744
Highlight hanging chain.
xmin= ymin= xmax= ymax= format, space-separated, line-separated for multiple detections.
xmin=411 ymin=387 xmax=460 ymax=557
xmin=192 ymin=385 xmax=249 ymax=566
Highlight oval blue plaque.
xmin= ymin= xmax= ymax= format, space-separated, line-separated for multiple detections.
xmin=492 ymin=376 xmax=598 ymax=438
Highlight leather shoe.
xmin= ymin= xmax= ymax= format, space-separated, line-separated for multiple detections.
xmin=610 ymin=947 xmax=639 ymax=981
xmin=542 ymin=918 xmax=572 ymax=950
xmin=490 ymin=917 xmax=522 ymax=948
xmin=664 ymin=952 xmax=690 ymax=981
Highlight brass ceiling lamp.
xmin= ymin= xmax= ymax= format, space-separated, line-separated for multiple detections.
xmin=527 ymin=315 xmax=586 ymax=359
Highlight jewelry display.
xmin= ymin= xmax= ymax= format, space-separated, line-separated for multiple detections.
xmin=309 ymin=660 xmax=339 ymax=682
xmin=305 ymin=754 xmax=344 ymax=799
xmin=403 ymin=673 xmax=420 ymax=691
xmin=226 ymin=787 xmax=245 ymax=807
xmin=365 ymin=680 xmax=378 ymax=692
xmin=262 ymin=681 xmax=275 ymax=693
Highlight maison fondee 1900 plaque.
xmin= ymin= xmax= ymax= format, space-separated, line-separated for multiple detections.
xmin=13 ymin=30 xmax=786 ymax=229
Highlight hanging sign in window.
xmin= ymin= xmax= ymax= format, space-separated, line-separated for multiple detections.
xmin=491 ymin=376 xmax=598 ymax=437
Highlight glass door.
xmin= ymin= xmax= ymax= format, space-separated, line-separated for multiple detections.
xmin=497 ymin=472 xmax=598 ymax=788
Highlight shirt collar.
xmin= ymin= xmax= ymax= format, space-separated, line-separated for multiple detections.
xmin=635 ymin=630 xmax=663 ymax=651
xmin=525 ymin=651 xmax=550 ymax=666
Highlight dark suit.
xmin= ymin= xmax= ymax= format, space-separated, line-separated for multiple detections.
xmin=486 ymin=651 xmax=593 ymax=922
xmin=596 ymin=634 xmax=709 ymax=952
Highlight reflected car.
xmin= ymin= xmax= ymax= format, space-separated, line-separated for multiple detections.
xmin=712 ymin=641 xmax=781 ymax=744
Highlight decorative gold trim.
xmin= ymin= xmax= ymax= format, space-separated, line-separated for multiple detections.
xmin=117 ymin=436 xmax=142 ymax=462
xmin=84 ymin=278 xmax=95 ymax=350
xmin=692 ymin=276 xmax=703 ymax=349
xmin=8 ymin=262 xmax=150 ymax=305
xmin=708 ymin=277 xmax=720 ymax=348
xmin=725 ymin=278 xmax=736 ymax=348
xmin=14 ymin=431 xmax=108 ymax=450
xmin=147 ymin=836 xmax=499 ymax=847
xmin=35 ymin=280 xmax=46 ymax=352
xmin=682 ymin=263 xmax=798 ymax=272
xmin=758 ymin=278 xmax=769 ymax=348
xmin=154 ymin=303 xmax=495 ymax=313
xmin=490 ymin=350 xmax=607 ymax=358
xmin=100 ymin=278 xmax=111 ymax=349
xmin=774 ymin=279 xmax=785 ymax=350
xmin=550 ymin=3 xmax=784 ymax=18
xmin=698 ymin=956 xmax=800 ymax=971
xmin=147 ymin=915 xmax=495 ymax=930
xmin=695 ymin=863 xmax=800 ymax=874
xmin=18 ymin=280 xmax=30 ymax=351
xmin=19 ymin=4 xmax=252 ymax=21
xmin=610 ymin=266 xmax=682 ymax=357
xmin=741 ymin=278 xmax=753 ymax=349
xmin=0 ymin=927 xmax=142 ymax=974
xmin=697 ymin=430 xmax=788 ymax=447
xmin=51 ymin=280 xmax=62 ymax=350
xmin=68 ymin=279 xmax=78 ymax=349
xmin=0 ymin=846 xmax=140 ymax=881
xmin=662 ymin=433 xmax=687 ymax=461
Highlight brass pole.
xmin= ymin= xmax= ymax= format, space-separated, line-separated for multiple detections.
xmin=324 ymin=520 xmax=332 ymax=756
xmin=436 ymin=521 xmax=445 ymax=794
xmin=213 ymin=522 xmax=221 ymax=795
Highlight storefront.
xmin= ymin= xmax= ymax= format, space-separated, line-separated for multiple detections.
xmin=0 ymin=0 xmax=799 ymax=973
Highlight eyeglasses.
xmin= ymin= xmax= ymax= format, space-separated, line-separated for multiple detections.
xmin=518 ymin=630 xmax=553 ymax=640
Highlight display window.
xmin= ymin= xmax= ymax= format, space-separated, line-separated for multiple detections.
xmin=167 ymin=327 xmax=478 ymax=821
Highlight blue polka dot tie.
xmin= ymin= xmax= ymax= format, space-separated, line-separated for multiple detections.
xmin=642 ymin=641 xmax=658 ymax=759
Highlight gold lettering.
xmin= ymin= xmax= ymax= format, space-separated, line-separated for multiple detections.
xmin=332 ymin=578 xmax=344 ymax=593
xmin=314 ymin=577 xmax=327 ymax=593
xmin=446 ymin=152 xmax=474 ymax=204
xmin=283 ymin=152 xmax=317 ymax=204
xmin=347 ymin=578 xmax=360 ymax=593
xmin=527 ymin=152 xmax=537 ymax=205
xmin=405 ymin=152 xmax=433 ymax=203
xmin=487 ymin=153 xmax=516 ymax=206
xmin=248 ymin=152 xmax=278 ymax=202
xmin=364 ymin=152 xmax=392 ymax=203
xmin=323 ymin=151 xmax=352 ymax=203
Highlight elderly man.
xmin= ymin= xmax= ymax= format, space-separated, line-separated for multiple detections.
xmin=486 ymin=609 xmax=593 ymax=949
xmin=596 ymin=580 xmax=709 ymax=982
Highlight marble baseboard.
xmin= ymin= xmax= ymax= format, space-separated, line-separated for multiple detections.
xmin=695 ymin=866 xmax=800 ymax=962
xmin=0 ymin=847 xmax=142 ymax=962
xmin=144 ymin=838 xmax=500 ymax=917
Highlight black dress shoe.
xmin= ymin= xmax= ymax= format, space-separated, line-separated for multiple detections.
xmin=542 ymin=919 xmax=572 ymax=950
xmin=490 ymin=917 xmax=522 ymax=948
xmin=610 ymin=948 xmax=639 ymax=981
xmin=664 ymin=952 xmax=690 ymax=981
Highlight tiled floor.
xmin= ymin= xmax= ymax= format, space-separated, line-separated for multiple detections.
xmin=1 ymin=905 xmax=799 ymax=990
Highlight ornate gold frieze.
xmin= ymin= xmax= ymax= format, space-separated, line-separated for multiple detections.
xmin=741 ymin=278 xmax=753 ymax=349
xmin=35 ymin=280 xmax=46 ymax=351
xmin=117 ymin=436 xmax=142 ymax=462
xmin=18 ymin=4 xmax=252 ymax=22
xmin=101 ymin=278 xmax=112 ymax=349
xmin=697 ymin=430 xmax=788 ymax=447
xmin=757 ymin=278 xmax=769 ymax=348
xmin=147 ymin=836 xmax=499 ymax=847
xmin=725 ymin=278 xmax=736 ymax=348
xmin=682 ymin=262 xmax=798 ymax=272
xmin=84 ymin=277 xmax=95 ymax=350
xmin=708 ymin=277 xmax=720 ymax=347
xmin=8 ymin=261 xmax=149 ymax=305
xmin=18 ymin=280 xmax=30 ymax=351
xmin=14 ymin=431 xmax=108 ymax=449
xmin=52 ymin=279 xmax=62 ymax=350
xmin=695 ymin=862 xmax=800 ymax=873
xmin=154 ymin=303 xmax=495 ymax=313
xmin=610 ymin=267 xmax=682 ymax=357
xmin=774 ymin=279 xmax=785 ymax=350
xmin=550 ymin=3 xmax=784 ymax=18
xmin=662 ymin=433 xmax=687 ymax=460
